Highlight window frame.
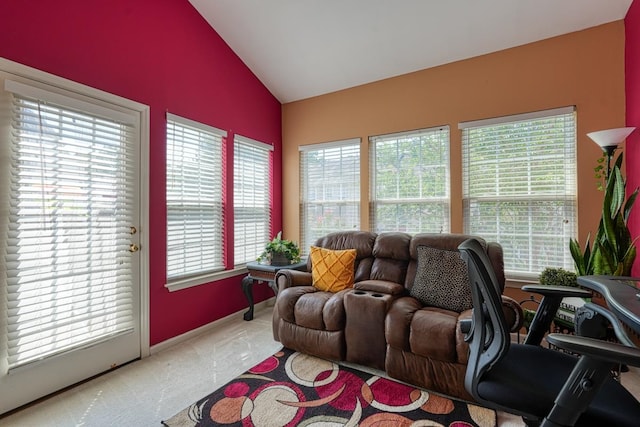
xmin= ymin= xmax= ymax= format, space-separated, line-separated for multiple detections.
xmin=369 ymin=126 xmax=451 ymax=234
xmin=233 ymin=134 xmax=274 ymax=266
xmin=299 ymin=138 xmax=361 ymax=252
xmin=460 ymin=106 xmax=577 ymax=280
xmin=165 ymin=113 xmax=228 ymax=290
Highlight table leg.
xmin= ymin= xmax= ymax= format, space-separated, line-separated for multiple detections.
xmin=242 ymin=276 xmax=255 ymax=321
xmin=267 ymin=281 xmax=279 ymax=296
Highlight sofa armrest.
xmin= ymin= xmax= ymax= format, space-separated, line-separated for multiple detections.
xmin=354 ymin=279 xmax=406 ymax=295
xmin=501 ymin=294 xmax=524 ymax=333
xmin=275 ymin=269 xmax=312 ymax=292
xmin=385 ymin=296 xmax=423 ymax=350
xmin=458 ymin=296 xmax=526 ymax=340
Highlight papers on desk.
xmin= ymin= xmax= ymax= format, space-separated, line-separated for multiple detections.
xmin=556 ymin=297 xmax=589 ymax=325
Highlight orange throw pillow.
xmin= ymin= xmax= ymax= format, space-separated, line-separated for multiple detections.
xmin=309 ymin=246 xmax=356 ymax=292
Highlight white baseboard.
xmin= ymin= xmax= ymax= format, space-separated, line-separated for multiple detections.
xmin=149 ymin=297 xmax=274 ymax=355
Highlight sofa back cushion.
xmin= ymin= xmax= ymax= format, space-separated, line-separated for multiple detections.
xmin=370 ymin=232 xmax=411 ymax=284
xmin=310 ymin=231 xmax=377 ymax=282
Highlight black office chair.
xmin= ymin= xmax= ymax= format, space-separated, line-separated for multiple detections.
xmin=458 ymin=238 xmax=640 ymax=427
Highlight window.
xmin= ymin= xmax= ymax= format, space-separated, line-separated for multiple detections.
xmin=370 ymin=126 xmax=450 ymax=233
xmin=234 ymin=135 xmax=273 ymax=265
xmin=460 ymin=107 xmax=577 ymax=279
xmin=300 ymin=139 xmax=360 ymax=252
xmin=166 ymin=113 xmax=224 ymax=282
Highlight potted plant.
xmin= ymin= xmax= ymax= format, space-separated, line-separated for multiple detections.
xmin=570 ymin=153 xmax=638 ymax=276
xmin=539 ymin=267 xmax=578 ymax=288
xmin=257 ymin=231 xmax=301 ymax=265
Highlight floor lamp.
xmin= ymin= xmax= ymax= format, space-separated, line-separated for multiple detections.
xmin=587 ymin=127 xmax=636 ymax=178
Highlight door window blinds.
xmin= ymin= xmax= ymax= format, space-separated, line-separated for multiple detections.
xmin=4 ymin=80 xmax=137 ymax=370
xmin=369 ymin=126 xmax=450 ymax=233
xmin=166 ymin=113 xmax=224 ymax=280
xmin=234 ymin=135 xmax=273 ymax=265
xmin=299 ymin=139 xmax=360 ymax=252
xmin=460 ymin=107 xmax=577 ymax=278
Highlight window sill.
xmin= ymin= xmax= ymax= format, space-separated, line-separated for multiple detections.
xmin=505 ymin=273 xmax=539 ymax=288
xmin=165 ymin=266 xmax=248 ymax=292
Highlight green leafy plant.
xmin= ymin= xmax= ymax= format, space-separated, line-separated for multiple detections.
xmin=539 ymin=267 xmax=578 ymax=287
xmin=257 ymin=231 xmax=301 ymax=265
xmin=570 ymin=153 xmax=638 ymax=276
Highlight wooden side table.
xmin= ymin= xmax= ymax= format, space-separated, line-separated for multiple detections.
xmin=242 ymin=260 xmax=307 ymax=321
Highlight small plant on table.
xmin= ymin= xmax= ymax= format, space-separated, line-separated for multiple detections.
xmin=257 ymin=231 xmax=301 ymax=265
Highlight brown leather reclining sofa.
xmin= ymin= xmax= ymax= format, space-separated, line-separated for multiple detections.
xmin=272 ymin=230 xmax=521 ymax=401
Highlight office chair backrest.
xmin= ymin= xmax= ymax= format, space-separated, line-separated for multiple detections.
xmin=458 ymin=238 xmax=511 ymax=403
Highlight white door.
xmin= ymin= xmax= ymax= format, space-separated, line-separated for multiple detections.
xmin=0 ymin=68 xmax=143 ymax=415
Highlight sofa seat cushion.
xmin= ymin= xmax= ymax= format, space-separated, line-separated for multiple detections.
xmin=276 ymin=286 xmax=347 ymax=332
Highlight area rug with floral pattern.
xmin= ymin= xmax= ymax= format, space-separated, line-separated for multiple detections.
xmin=161 ymin=347 xmax=496 ymax=427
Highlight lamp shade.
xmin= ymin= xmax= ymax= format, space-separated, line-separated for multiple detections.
xmin=587 ymin=127 xmax=636 ymax=150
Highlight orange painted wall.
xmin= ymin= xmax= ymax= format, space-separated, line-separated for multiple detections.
xmin=282 ymin=21 xmax=626 ymax=249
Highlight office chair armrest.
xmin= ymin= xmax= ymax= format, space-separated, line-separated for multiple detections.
xmin=520 ymin=285 xmax=592 ymax=346
xmin=546 ymin=333 xmax=640 ymax=367
xmin=521 ymin=284 xmax=592 ymax=299
xmin=545 ymin=333 xmax=640 ymax=426
xmin=579 ymin=302 xmax=635 ymax=347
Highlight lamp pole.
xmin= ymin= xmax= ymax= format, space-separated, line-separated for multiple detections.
xmin=602 ymin=145 xmax=617 ymax=179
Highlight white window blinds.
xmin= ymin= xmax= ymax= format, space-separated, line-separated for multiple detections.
xmin=166 ymin=113 xmax=224 ymax=280
xmin=234 ymin=135 xmax=273 ymax=265
xmin=460 ymin=107 xmax=577 ymax=278
xmin=370 ymin=126 xmax=450 ymax=233
xmin=4 ymin=81 xmax=138 ymax=370
xmin=300 ymin=139 xmax=360 ymax=252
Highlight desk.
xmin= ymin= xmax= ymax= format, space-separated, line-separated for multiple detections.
xmin=242 ymin=260 xmax=307 ymax=321
xmin=577 ymin=275 xmax=640 ymax=335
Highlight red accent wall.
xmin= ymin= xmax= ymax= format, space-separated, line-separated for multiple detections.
xmin=626 ymin=0 xmax=640 ymax=276
xmin=0 ymin=0 xmax=282 ymax=344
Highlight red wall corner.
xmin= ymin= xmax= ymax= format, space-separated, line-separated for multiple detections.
xmin=0 ymin=0 xmax=282 ymax=344
xmin=626 ymin=0 xmax=640 ymax=276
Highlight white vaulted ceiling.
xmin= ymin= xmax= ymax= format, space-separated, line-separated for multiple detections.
xmin=189 ymin=0 xmax=633 ymax=103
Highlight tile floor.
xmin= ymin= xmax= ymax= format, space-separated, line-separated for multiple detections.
xmin=0 ymin=305 xmax=638 ymax=426
xmin=0 ymin=307 xmax=282 ymax=426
